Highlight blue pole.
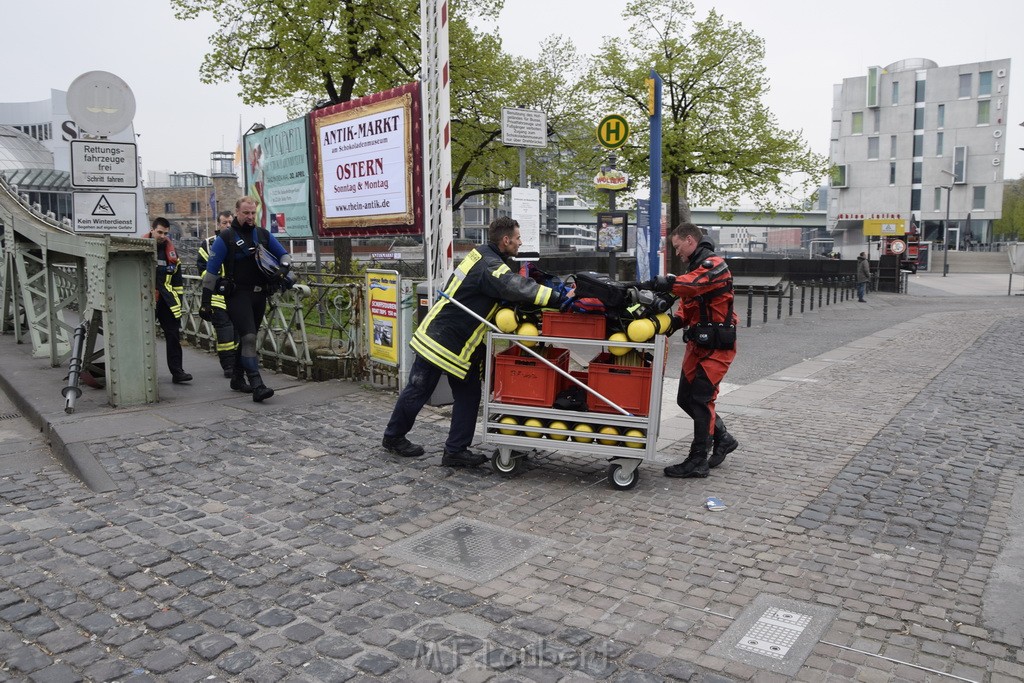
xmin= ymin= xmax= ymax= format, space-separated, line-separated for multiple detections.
xmin=648 ymin=70 xmax=663 ymax=277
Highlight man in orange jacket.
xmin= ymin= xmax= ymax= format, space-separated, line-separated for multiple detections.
xmin=646 ymin=223 xmax=738 ymax=478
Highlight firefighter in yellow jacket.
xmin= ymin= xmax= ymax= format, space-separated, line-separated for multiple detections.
xmin=382 ymin=217 xmax=566 ymax=467
xmin=147 ymin=217 xmax=191 ymax=384
xmin=197 ymin=210 xmax=244 ymax=386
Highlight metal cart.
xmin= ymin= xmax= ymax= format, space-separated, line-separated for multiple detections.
xmin=481 ymin=331 xmax=666 ymax=490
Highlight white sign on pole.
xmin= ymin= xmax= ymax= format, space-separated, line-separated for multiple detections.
xmin=511 ymin=186 xmax=540 ymax=260
xmin=501 ymin=108 xmax=548 ymax=148
xmin=72 ymin=191 xmax=137 ymax=233
xmin=70 ymin=140 xmax=138 ymax=188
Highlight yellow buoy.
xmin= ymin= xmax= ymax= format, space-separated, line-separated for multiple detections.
xmin=549 ymin=420 xmax=569 ymax=440
xmin=498 ymin=416 xmax=518 ymax=435
xmin=523 ymin=418 xmax=544 ymax=438
xmin=627 ymin=318 xmax=656 ymax=342
xmin=598 ymin=425 xmax=620 ymax=445
xmin=518 ymin=322 xmax=540 ymax=347
xmin=495 ymin=308 xmax=518 ymax=333
xmin=624 ymin=429 xmax=646 ymax=448
xmin=654 ymin=313 xmax=673 ymax=334
xmin=608 ymin=332 xmax=630 ymax=356
xmin=572 ymin=423 xmax=595 ymax=443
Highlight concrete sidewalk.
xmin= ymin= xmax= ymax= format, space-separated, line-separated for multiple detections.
xmin=2 ymin=300 xmax=1024 ymax=682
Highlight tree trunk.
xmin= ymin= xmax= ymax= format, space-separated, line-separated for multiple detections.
xmin=333 ymin=238 xmax=352 ymax=274
xmin=667 ymin=175 xmax=693 ymax=275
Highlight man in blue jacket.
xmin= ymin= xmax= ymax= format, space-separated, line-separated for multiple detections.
xmin=383 ymin=217 xmax=563 ymax=467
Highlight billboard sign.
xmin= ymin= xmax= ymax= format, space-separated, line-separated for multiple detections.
xmin=310 ymin=83 xmax=421 ymax=237
xmin=366 ymin=269 xmax=400 ymax=365
xmin=243 ymin=118 xmax=313 ymax=238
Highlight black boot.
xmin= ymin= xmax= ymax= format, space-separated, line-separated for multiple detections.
xmin=230 ymin=365 xmax=253 ymax=393
xmin=710 ymin=430 xmax=739 ymax=469
xmin=664 ymin=441 xmax=710 ymax=478
xmin=219 ymin=352 xmax=235 ymax=379
xmin=247 ymin=371 xmax=274 ymax=403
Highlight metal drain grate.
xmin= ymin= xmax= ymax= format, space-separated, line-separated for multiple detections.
xmin=708 ymin=595 xmax=837 ymax=677
xmin=0 ymin=412 xmax=22 ymax=421
xmin=383 ymin=517 xmax=553 ymax=583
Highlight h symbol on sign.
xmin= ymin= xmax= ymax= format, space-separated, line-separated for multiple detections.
xmin=604 ymin=121 xmax=623 ymax=143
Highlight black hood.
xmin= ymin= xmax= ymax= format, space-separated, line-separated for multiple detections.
xmin=687 ymin=237 xmax=718 ymax=270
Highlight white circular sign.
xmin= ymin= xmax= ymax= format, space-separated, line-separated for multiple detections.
xmin=67 ymin=71 xmax=136 ymax=136
xmin=890 ymin=239 xmax=907 ymax=255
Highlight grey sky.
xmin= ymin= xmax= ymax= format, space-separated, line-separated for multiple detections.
xmin=5 ymin=0 xmax=1021 ymax=196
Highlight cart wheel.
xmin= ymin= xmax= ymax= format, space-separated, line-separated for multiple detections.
xmin=608 ymin=463 xmax=639 ymax=490
xmin=491 ymin=449 xmax=524 ymax=476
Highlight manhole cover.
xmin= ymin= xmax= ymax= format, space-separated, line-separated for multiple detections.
xmin=383 ymin=517 xmax=553 ymax=583
xmin=708 ymin=595 xmax=837 ymax=677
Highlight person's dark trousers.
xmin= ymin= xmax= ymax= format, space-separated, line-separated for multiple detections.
xmin=676 ymin=362 xmax=718 ymax=448
xmin=211 ymin=307 xmax=238 ymax=375
xmin=155 ymin=300 xmax=184 ymax=375
xmin=856 ymin=282 xmax=867 ymax=301
xmin=384 ymin=353 xmax=482 ymax=454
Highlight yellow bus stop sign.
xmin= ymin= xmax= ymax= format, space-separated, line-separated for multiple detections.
xmin=596 ymin=114 xmax=630 ymax=149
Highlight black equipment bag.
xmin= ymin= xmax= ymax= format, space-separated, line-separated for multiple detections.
xmin=572 ymin=272 xmax=631 ymax=309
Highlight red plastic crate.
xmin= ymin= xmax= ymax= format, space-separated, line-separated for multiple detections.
xmin=492 ymin=346 xmax=570 ymax=407
xmin=586 ymin=352 xmax=653 ymax=416
xmin=541 ymin=311 xmax=607 ymax=339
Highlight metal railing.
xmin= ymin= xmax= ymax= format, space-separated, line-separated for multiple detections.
xmin=739 ymin=275 xmax=869 ymax=327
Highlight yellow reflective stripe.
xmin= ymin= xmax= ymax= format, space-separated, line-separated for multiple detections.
xmin=533 ymin=284 xmax=553 ymax=306
xmin=211 ymin=296 xmax=227 ymax=309
xmin=216 ymin=341 xmax=237 ymax=352
xmin=492 ymin=263 xmax=510 ymax=277
xmin=411 ymin=333 xmax=467 ymax=378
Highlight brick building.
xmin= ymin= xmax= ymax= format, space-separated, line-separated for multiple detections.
xmin=144 ymin=151 xmax=241 ymax=240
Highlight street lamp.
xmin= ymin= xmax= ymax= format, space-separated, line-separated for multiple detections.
xmin=940 ymin=169 xmax=956 ymax=277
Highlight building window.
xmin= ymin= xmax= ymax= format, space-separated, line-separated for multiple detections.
xmin=958 ymin=73 xmax=972 ymax=98
xmin=890 ymin=135 xmax=897 ymax=159
xmin=936 ymin=131 xmax=944 ymax=156
xmin=915 ymin=80 xmax=926 ymax=103
xmin=979 ymin=70 xmax=992 ymax=97
xmin=977 ymin=99 xmax=991 ymax=125
xmin=851 ymin=111 xmax=863 ymax=135
xmin=889 ymin=162 xmax=897 ymax=185
xmin=872 ymin=109 xmax=880 ymax=133
xmin=952 ymin=145 xmax=968 ymax=183
xmin=911 ymin=189 xmax=921 ymax=211
xmin=831 ymin=165 xmax=848 ymax=188
xmin=913 ymin=108 xmax=924 ymax=130
xmin=891 ymin=81 xmax=899 ymax=105
xmin=190 ymin=201 xmax=201 ymax=214
xmin=868 ymin=137 xmax=879 ymax=160
xmin=866 ymin=66 xmax=880 ymax=107
xmin=913 ymin=134 xmax=923 ymax=157
xmin=934 ymin=187 xmax=943 ymax=211
xmin=972 ymin=186 xmax=986 ymax=210
xmin=912 ymin=161 xmax=922 ymax=184
xmin=937 ymin=104 xmax=945 ymax=128
xmin=164 ymin=202 xmax=175 ymax=213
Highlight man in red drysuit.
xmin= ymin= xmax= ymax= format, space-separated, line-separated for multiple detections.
xmin=645 ymin=222 xmax=739 ymax=478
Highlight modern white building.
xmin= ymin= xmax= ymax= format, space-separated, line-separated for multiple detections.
xmin=828 ymin=58 xmax=1011 ymax=252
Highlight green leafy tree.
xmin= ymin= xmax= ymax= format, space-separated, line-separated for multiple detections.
xmin=993 ymin=177 xmax=1024 ymax=241
xmin=588 ymin=0 xmax=828 ymax=254
xmin=171 ymin=0 xmax=598 ymax=211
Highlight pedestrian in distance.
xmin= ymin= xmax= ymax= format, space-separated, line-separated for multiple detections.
xmin=198 ymin=196 xmax=292 ymax=402
xmin=382 ymin=216 xmax=569 ymax=467
xmin=856 ymin=251 xmax=870 ymax=302
xmin=145 ymin=217 xmax=192 ymax=385
xmin=642 ymin=223 xmax=739 ymax=478
xmin=197 ymin=209 xmax=244 ymax=382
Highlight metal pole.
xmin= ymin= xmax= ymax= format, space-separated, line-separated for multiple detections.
xmin=943 ymin=185 xmax=951 ymax=277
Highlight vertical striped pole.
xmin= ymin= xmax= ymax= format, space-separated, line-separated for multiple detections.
xmin=421 ymin=0 xmax=455 ymax=301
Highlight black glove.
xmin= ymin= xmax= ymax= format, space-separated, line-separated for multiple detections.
xmin=198 ymin=289 xmax=214 ymax=322
xmin=641 ymin=275 xmax=676 ymax=292
xmin=664 ymin=315 xmax=686 ymax=338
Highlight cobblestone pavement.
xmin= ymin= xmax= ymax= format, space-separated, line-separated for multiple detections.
xmin=2 ymin=303 xmax=1024 ymax=682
